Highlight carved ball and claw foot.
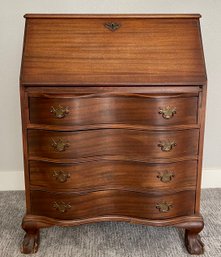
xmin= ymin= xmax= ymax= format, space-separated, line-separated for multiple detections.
xmin=21 ymin=231 xmax=40 ymax=254
xmin=185 ymin=230 xmax=204 ymax=255
xmin=21 ymin=219 xmax=40 ymax=254
xmin=183 ymin=220 xmax=204 ymax=255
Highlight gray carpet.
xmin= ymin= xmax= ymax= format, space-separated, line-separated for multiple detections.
xmin=0 ymin=189 xmax=220 ymax=257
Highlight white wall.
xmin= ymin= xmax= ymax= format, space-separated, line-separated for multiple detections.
xmin=0 ymin=0 xmax=221 ymax=190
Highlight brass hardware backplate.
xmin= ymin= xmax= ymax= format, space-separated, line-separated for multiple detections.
xmin=157 ymin=171 xmax=175 ymax=183
xmin=158 ymin=140 xmax=176 ymax=152
xmin=159 ymin=106 xmax=176 ymax=119
xmin=53 ymin=170 xmax=71 ymax=183
xmin=156 ymin=202 xmax=173 ymax=213
xmin=53 ymin=201 xmax=71 ymax=213
xmin=51 ymin=138 xmax=70 ymax=152
xmin=104 ymin=22 xmax=121 ymax=31
xmin=50 ymin=105 xmax=69 ymax=119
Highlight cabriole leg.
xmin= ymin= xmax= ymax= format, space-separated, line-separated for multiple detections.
xmin=184 ymin=221 xmax=204 ymax=255
xmin=21 ymin=218 xmax=40 ymax=254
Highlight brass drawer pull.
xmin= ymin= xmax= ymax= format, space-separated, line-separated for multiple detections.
xmin=53 ymin=171 xmax=70 ymax=183
xmin=159 ymin=106 xmax=176 ymax=119
xmin=50 ymin=105 xmax=69 ymax=118
xmin=157 ymin=171 xmax=175 ymax=183
xmin=156 ymin=202 xmax=173 ymax=213
xmin=158 ymin=140 xmax=176 ymax=152
xmin=104 ymin=22 xmax=121 ymax=31
xmin=53 ymin=201 xmax=71 ymax=213
xmin=51 ymin=138 xmax=70 ymax=152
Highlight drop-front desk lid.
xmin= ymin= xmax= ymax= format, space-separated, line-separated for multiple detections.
xmin=20 ymin=14 xmax=207 ymax=86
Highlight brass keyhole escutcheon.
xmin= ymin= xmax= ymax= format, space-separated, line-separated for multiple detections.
xmin=53 ymin=171 xmax=70 ymax=183
xmin=50 ymin=105 xmax=69 ymax=119
xmin=157 ymin=171 xmax=175 ymax=183
xmin=51 ymin=138 xmax=70 ymax=152
xmin=159 ymin=106 xmax=176 ymax=119
xmin=156 ymin=202 xmax=173 ymax=213
xmin=104 ymin=22 xmax=121 ymax=31
xmin=158 ymin=140 xmax=176 ymax=152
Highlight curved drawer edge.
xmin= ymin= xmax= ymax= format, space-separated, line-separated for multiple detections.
xmin=22 ymin=214 xmax=203 ymax=228
xmin=29 ymin=186 xmax=196 ymax=195
xmin=28 ymin=155 xmax=199 ymax=164
xmin=27 ymin=123 xmax=201 ymax=131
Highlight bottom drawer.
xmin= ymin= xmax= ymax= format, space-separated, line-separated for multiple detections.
xmin=30 ymin=190 xmax=195 ymax=220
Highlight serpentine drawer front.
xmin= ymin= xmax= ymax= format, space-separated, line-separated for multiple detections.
xmin=29 ymin=94 xmax=198 ymax=126
xmin=28 ymin=129 xmax=199 ymax=160
xmin=29 ymin=160 xmax=197 ymax=192
xmin=30 ymin=190 xmax=196 ymax=220
xmin=20 ymin=14 xmax=207 ymax=255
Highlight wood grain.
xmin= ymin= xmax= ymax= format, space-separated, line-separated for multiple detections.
xmin=26 ymin=86 xmax=202 ymax=94
xmin=29 ymin=160 xmax=197 ymax=192
xmin=30 ymin=190 xmax=195 ymax=220
xmin=21 ymin=17 xmax=206 ymax=85
xmin=29 ymin=94 xmax=198 ymax=126
xmin=28 ymin=129 xmax=199 ymax=160
xmin=22 ymin=213 xmax=203 ymax=228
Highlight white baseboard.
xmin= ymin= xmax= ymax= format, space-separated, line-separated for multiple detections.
xmin=0 ymin=171 xmax=25 ymax=191
xmin=0 ymin=169 xmax=220 ymax=191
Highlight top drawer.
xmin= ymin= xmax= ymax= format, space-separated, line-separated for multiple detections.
xmin=29 ymin=94 xmax=198 ymax=126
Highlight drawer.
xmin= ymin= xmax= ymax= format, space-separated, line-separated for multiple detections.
xmin=30 ymin=190 xmax=195 ymax=220
xmin=28 ymin=129 xmax=199 ymax=160
xmin=29 ymin=94 xmax=198 ymax=126
xmin=29 ymin=160 xmax=197 ymax=191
